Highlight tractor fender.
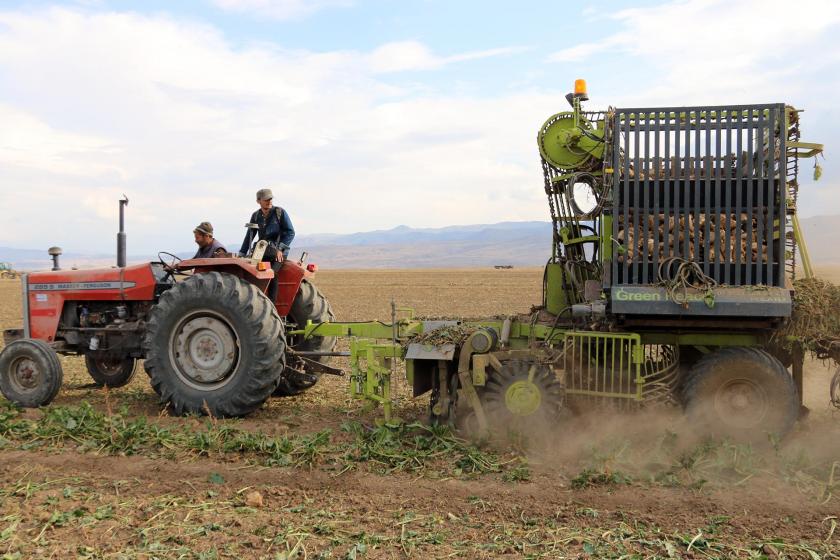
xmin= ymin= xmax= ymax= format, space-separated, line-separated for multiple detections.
xmin=178 ymin=257 xmax=308 ymax=317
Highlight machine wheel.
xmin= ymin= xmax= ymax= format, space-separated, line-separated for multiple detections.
xmin=0 ymin=339 xmax=63 ymax=407
xmin=682 ymin=347 xmax=798 ymax=440
xmin=85 ymin=354 xmax=138 ymax=388
xmin=143 ymin=271 xmax=286 ymax=417
xmin=481 ymin=359 xmax=564 ymax=436
xmin=273 ymin=279 xmax=336 ymax=397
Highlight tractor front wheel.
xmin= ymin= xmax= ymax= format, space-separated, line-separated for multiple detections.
xmin=85 ymin=354 xmax=138 ymax=388
xmin=0 ymin=339 xmax=63 ymax=407
xmin=143 ymin=271 xmax=286 ymax=417
xmin=682 ymin=347 xmax=798 ymax=441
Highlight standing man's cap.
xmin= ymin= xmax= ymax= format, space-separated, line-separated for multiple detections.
xmin=256 ymin=188 xmax=274 ymax=201
xmin=194 ymin=222 xmax=214 ymax=236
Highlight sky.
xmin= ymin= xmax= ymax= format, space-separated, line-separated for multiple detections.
xmin=0 ymin=0 xmax=838 ymax=254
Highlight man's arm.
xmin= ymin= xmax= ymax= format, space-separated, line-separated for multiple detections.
xmin=239 ymin=212 xmax=257 ymax=256
xmin=279 ymin=209 xmax=295 ymax=248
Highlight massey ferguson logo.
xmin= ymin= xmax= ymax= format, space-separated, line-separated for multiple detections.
xmin=30 ymin=281 xmax=137 ymax=291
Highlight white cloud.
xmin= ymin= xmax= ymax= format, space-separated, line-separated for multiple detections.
xmin=368 ymin=41 xmax=527 ymax=73
xmin=0 ymin=8 xmax=548 ymax=254
xmin=211 ymin=0 xmax=352 ymax=20
xmin=550 ymin=0 xmax=840 ymax=104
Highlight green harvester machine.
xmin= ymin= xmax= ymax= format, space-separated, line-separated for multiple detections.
xmin=294 ymin=80 xmax=826 ymax=440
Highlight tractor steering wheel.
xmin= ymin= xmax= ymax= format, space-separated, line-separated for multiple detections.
xmin=157 ymin=252 xmax=184 ymax=282
xmin=158 ymin=252 xmax=183 ymax=270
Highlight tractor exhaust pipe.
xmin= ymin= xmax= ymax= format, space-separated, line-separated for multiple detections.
xmin=117 ymin=195 xmax=128 ymax=268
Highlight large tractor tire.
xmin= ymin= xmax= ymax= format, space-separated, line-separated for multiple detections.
xmin=143 ymin=271 xmax=286 ymax=417
xmin=0 ymin=339 xmax=63 ymax=407
xmin=85 ymin=354 xmax=138 ymax=388
xmin=273 ymin=279 xmax=336 ymax=397
xmin=682 ymin=347 xmax=798 ymax=441
xmin=478 ymin=359 xmax=564 ymax=438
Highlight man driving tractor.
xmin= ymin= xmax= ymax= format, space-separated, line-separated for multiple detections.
xmin=192 ymin=221 xmax=227 ymax=258
xmin=239 ymin=188 xmax=295 ymax=301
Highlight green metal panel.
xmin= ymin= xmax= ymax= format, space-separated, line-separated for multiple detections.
xmin=545 ymin=263 xmax=569 ymax=315
xmin=601 ymin=214 xmax=613 ymax=262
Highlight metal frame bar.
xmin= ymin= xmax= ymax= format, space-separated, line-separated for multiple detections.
xmin=21 ymin=273 xmax=30 ymax=339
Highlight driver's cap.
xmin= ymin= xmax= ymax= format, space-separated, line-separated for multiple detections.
xmin=256 ymin=188 xmax=273 ymax=201
xmin=194 ymin=222 xmax=214 ymax=236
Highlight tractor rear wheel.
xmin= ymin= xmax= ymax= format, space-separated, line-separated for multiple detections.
xmin=682 ymin=347 xmax=798 ymax=441
xmin=480 ymin=359 xmax=564 ymax=438
xmin=273 ymin=279 xmax=336 ymax=397
xmin=85 ymin=354 xmax=138 ymax=388
xmin=0 ymin=339 xmax=63 ymax=407
xmin=143 ymin=271 xmax=286 ymax=417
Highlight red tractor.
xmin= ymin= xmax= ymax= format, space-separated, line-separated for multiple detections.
xmin=0 ymin=199 xmax=337 ymax=417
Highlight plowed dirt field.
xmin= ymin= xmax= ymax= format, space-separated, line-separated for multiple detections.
xmin=0 ymin=268 xmax=838 ymax=559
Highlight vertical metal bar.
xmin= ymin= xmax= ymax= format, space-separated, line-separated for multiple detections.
xmin=642 ymin=111 xmax=651 ymax=283
xmin=664 ymin=111 xmax=671 ymax=260
xmin=766 ymin=106 xmax=776 ymax=285
xmin=653 ymin=111 xmax=661 ymax=272
xmin=735 ymin=107 xmax=744 ymax=284
xmin=723 ymin=108 xmax=732 ymax=283
xmin=746 ymin=108 xmax=755 ymax=284
xmin=694 ymin=109 xmax=702 ymax=264
xmin=610 ymin=336 xmax=624 ymax=393
xmin=715 ymin=108 xmax=724 ymax=281
xmin=21 ymin=273 xmax=30 ymax=339
xmin=777 ymin=104 xmax=787 ymax=286
xmin=683 ymin=109 xmax=691 ymax=259
xmin=755 ymin=108 xmax=766 ymax=285
xmin=704 ymin=109 xmax=713 ymax=276
xmin=612 ymin=112 xmax=621 ymax=288
xmin=623 ymin=112 xmax=631 ymax=285
xmin=674 ymin=110 xmax=682 ymax=261
xmin=594 ymin=334 xmax=600 ymax=393
xmin=610 ymin=335 xmax=616 ymax=394
xmin=632 ymin=113 xmax=641 ymax=284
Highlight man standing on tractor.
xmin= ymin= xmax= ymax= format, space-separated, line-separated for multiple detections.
xmin=239 ymin=188 xmax=295 ymax=301
xmin=193 ymin=222 xmax=227 ymax=258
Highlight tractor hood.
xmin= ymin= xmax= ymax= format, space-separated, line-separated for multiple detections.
xmin=26 ymin=263 xmax=161 ymax=300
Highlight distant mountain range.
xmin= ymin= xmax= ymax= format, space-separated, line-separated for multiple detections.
xmin=1 ymin=216 xmax=837 ymax=270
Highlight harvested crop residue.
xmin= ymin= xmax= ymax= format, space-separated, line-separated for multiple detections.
xmin=1 ymin=269 xmax=839 ymax=558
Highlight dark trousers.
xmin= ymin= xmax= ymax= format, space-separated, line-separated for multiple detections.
xmin=262 ymin=244 xmax=289 ymax=303
xmin=266 ymin=260 xmax=282 ymax=302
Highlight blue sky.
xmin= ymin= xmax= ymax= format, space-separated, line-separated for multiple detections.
xmin=0 ymin=0 xmax=837 ymax=254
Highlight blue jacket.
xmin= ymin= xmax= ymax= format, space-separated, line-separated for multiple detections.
xmin=239 ymin=206 xmax=295 ymax=257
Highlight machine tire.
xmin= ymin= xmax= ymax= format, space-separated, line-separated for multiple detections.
xmin=273 ymin=279 xmax=336 ymax=397
xmin=682 ymin=347 xmax=798 ymax=441
xmin=143 ymin=271 xmax=286 ymax=417
xmin=0 ymin=339 xmax=63 ymax=407
xmin=481 ymin=359 xmax=564 ymax=437
xmin=85 ymin=354 xmax=138 ymax=388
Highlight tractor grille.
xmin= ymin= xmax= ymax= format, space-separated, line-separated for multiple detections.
xmin=608 ymin=104 xmax=787 ymax=288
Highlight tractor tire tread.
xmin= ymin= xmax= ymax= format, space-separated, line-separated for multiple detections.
xmin=681 ymin=347 xmax=798 ymax=439
xmin=0 ymin=338 xmax=63 ymax=407
xmin=143 ymin=271 xmax=285 ymax=417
